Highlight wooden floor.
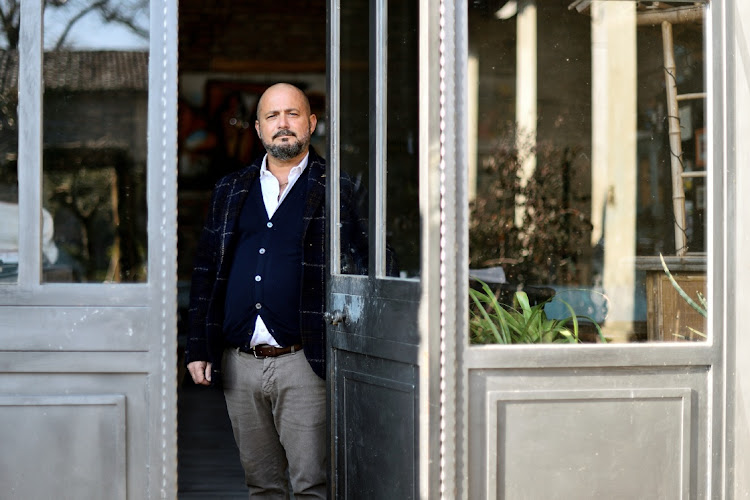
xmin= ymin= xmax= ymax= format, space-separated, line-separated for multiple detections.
xmin=177 ymin=377 xmax=247 ymax=499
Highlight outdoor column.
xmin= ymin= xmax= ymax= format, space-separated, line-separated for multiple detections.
xmin=590 ymin=1 xmax=637 ymax=340
xmin=515 ymin=0 xmax=536 ymax=227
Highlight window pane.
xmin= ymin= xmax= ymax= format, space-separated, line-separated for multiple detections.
xmin=0 ymin=47 xmax=19 ymax=283
xmin=42 ymin=0 xmax=149 ymax=283
xmin=386 ymin=0 xmax=419 ymax=279
xmin=468 ymin=0 xmax=707 ymax=344
xmin=339 ymin=0 xmax=370 ymax=275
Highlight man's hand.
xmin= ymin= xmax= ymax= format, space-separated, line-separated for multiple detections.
xmin=187 ymin=360 xmax=213 ymax=386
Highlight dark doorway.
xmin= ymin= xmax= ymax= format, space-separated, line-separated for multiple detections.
xmin=177 ymin=379 xmax=246 ymax=498
xmin=176 ymin=1 xmax=326 ymax=497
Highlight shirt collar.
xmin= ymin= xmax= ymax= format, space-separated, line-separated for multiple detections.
xmin=259 ymin=152 xmax=310 ymax=178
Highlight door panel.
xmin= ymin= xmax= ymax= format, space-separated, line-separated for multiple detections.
xmin=0 ymin=0 xmax=178 ymax=498
xmin=468 ymin=367 xmax=708 ymax=498
xmin=0 ymin=394 xmax=127 ymax=499
xmin=330 ymin=279 xmax=420 ymax=347
xmin=337 ymin=362 xmax=418 ymax=499
xmin=329 ymin=279 xmax=420 ymax=498
xmin=0 ymin=306 xmax=148 ymax=350
xmin=0 ymin=367 xmax=153 ymax=498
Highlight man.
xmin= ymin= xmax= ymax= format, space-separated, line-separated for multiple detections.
xmin=185 ymin=83 xmax=369 ymax=498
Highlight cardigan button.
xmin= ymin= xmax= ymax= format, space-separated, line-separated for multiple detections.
xmin=259 ymin=248 xmax=266 ymax=254
xmin=255 ymin=275 xmax=262 ymax=282
xmin=267 ymin=222 xmax=273 ymax=228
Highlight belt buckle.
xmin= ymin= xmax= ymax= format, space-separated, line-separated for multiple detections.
xmin=250 ymin=346 xmax=266 ymax=359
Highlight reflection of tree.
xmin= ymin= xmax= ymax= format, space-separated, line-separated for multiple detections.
xmin=44 ymin=149 xmax=147 ymax=282
xmin=45 ymin=167 xmax=116 ymax=281
xmin=0 ymin=1 xmax=20 ymax=49
xmin=0 ymin=0 xmax=149 ymax=185
xmin=0 ymin=0 xmax=148 ymax=50
xmin=0 ymin=50 xmax=17 ymax=202
xmin=0 ymin=2 xmax=149 ymax=282
xmin=470 ymin=132 xmax=594 ymax=286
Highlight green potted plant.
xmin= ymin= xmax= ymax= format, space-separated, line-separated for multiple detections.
xmin=469 ymin=279 xmax=607 ymax=344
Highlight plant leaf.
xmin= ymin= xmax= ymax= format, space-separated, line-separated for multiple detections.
xmin=659 ymin=253 xmax=707 ymax=318
xmin=470 ymin=288 xmax=505 ymax=343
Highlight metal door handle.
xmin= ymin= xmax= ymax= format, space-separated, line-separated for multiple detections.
xmin=324 ymin=309 xmax=347 ymax=326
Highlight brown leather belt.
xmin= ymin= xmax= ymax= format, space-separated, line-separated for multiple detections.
xmin=238 ymin=343 xmax=303 ymax=359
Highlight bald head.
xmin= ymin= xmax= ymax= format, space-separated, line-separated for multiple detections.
xmin=256 ymin=83 xmax=312 ymax=121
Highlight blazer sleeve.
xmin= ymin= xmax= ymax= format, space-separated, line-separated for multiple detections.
xmin=184 ymin=184 xmax=224 ymax=364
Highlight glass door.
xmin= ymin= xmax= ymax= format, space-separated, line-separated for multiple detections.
xmin=327 ymin=0 xmax=423 ymax=497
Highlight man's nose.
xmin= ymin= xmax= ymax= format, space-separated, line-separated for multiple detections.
xmin=278 ymin=113 xmax=290 ymax=127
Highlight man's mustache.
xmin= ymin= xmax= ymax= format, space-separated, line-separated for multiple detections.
xmin=273 ymin=129 xmax=297 ymax=139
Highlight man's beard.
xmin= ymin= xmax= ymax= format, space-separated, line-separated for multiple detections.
xmin=262 ymin=128 xmax=311 ymax=161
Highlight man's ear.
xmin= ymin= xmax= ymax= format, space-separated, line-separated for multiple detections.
xmin=309 ymin=114 xmax=318 ymax=134
xmin=255 ymin=120 xmax=261 ymax=138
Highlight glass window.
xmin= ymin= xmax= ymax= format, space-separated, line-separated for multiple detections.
xmin=338 ymin=0 xmax=420 ymax=279
xmin=42 ymin=0 xmax=149 ymax=283
xmin=339 ymin=0 xmax=370 ymax=276
xmin=468 ymin=0 xmax=707 ymax=344
xmin=0 ymin=16 xmax=19 ymax=284
xmin=386 ymin=0 xmax=420 ymax=279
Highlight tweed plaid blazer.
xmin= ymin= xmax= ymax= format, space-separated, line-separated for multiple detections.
xmin=185 ymin=148 xmax=369 ymax=380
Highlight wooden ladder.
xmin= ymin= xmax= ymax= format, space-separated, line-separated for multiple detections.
xmin=642 ymin=5 xmax=706 ymax=256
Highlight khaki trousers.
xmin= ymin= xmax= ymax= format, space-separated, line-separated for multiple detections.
xmin=222 ymin=347 xmax=327 ymax=499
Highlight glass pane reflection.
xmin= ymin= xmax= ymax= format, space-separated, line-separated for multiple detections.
xmin=0 ymin=49 xmax=18 ymax=283
xmin=42 ymin=1 xmax=149 ymax=283
xmin=468 ymin=1 xmax=707 ymax=344
xmin=339 ymin=0 xmax=370 ymax=275
xmin=386 ymin=0 xmax=419 ymax=278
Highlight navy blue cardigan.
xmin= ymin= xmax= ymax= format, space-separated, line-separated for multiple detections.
xmin=185 ymin=148 xmax=369 ymax=379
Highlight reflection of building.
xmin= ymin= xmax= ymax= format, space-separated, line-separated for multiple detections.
xmin=0 ymin=50 xmax=148 ymax=282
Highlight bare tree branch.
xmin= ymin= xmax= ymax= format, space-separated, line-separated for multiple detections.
xmin=54 ymin=0 xmax=107 ymax=51
xmin=99 ymin=7 xmax=148 ymax=39
xmin=0 ymin=0 xmax=20 ymax=49
xmin=0 ymin=0 xmax=148 ymax=50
